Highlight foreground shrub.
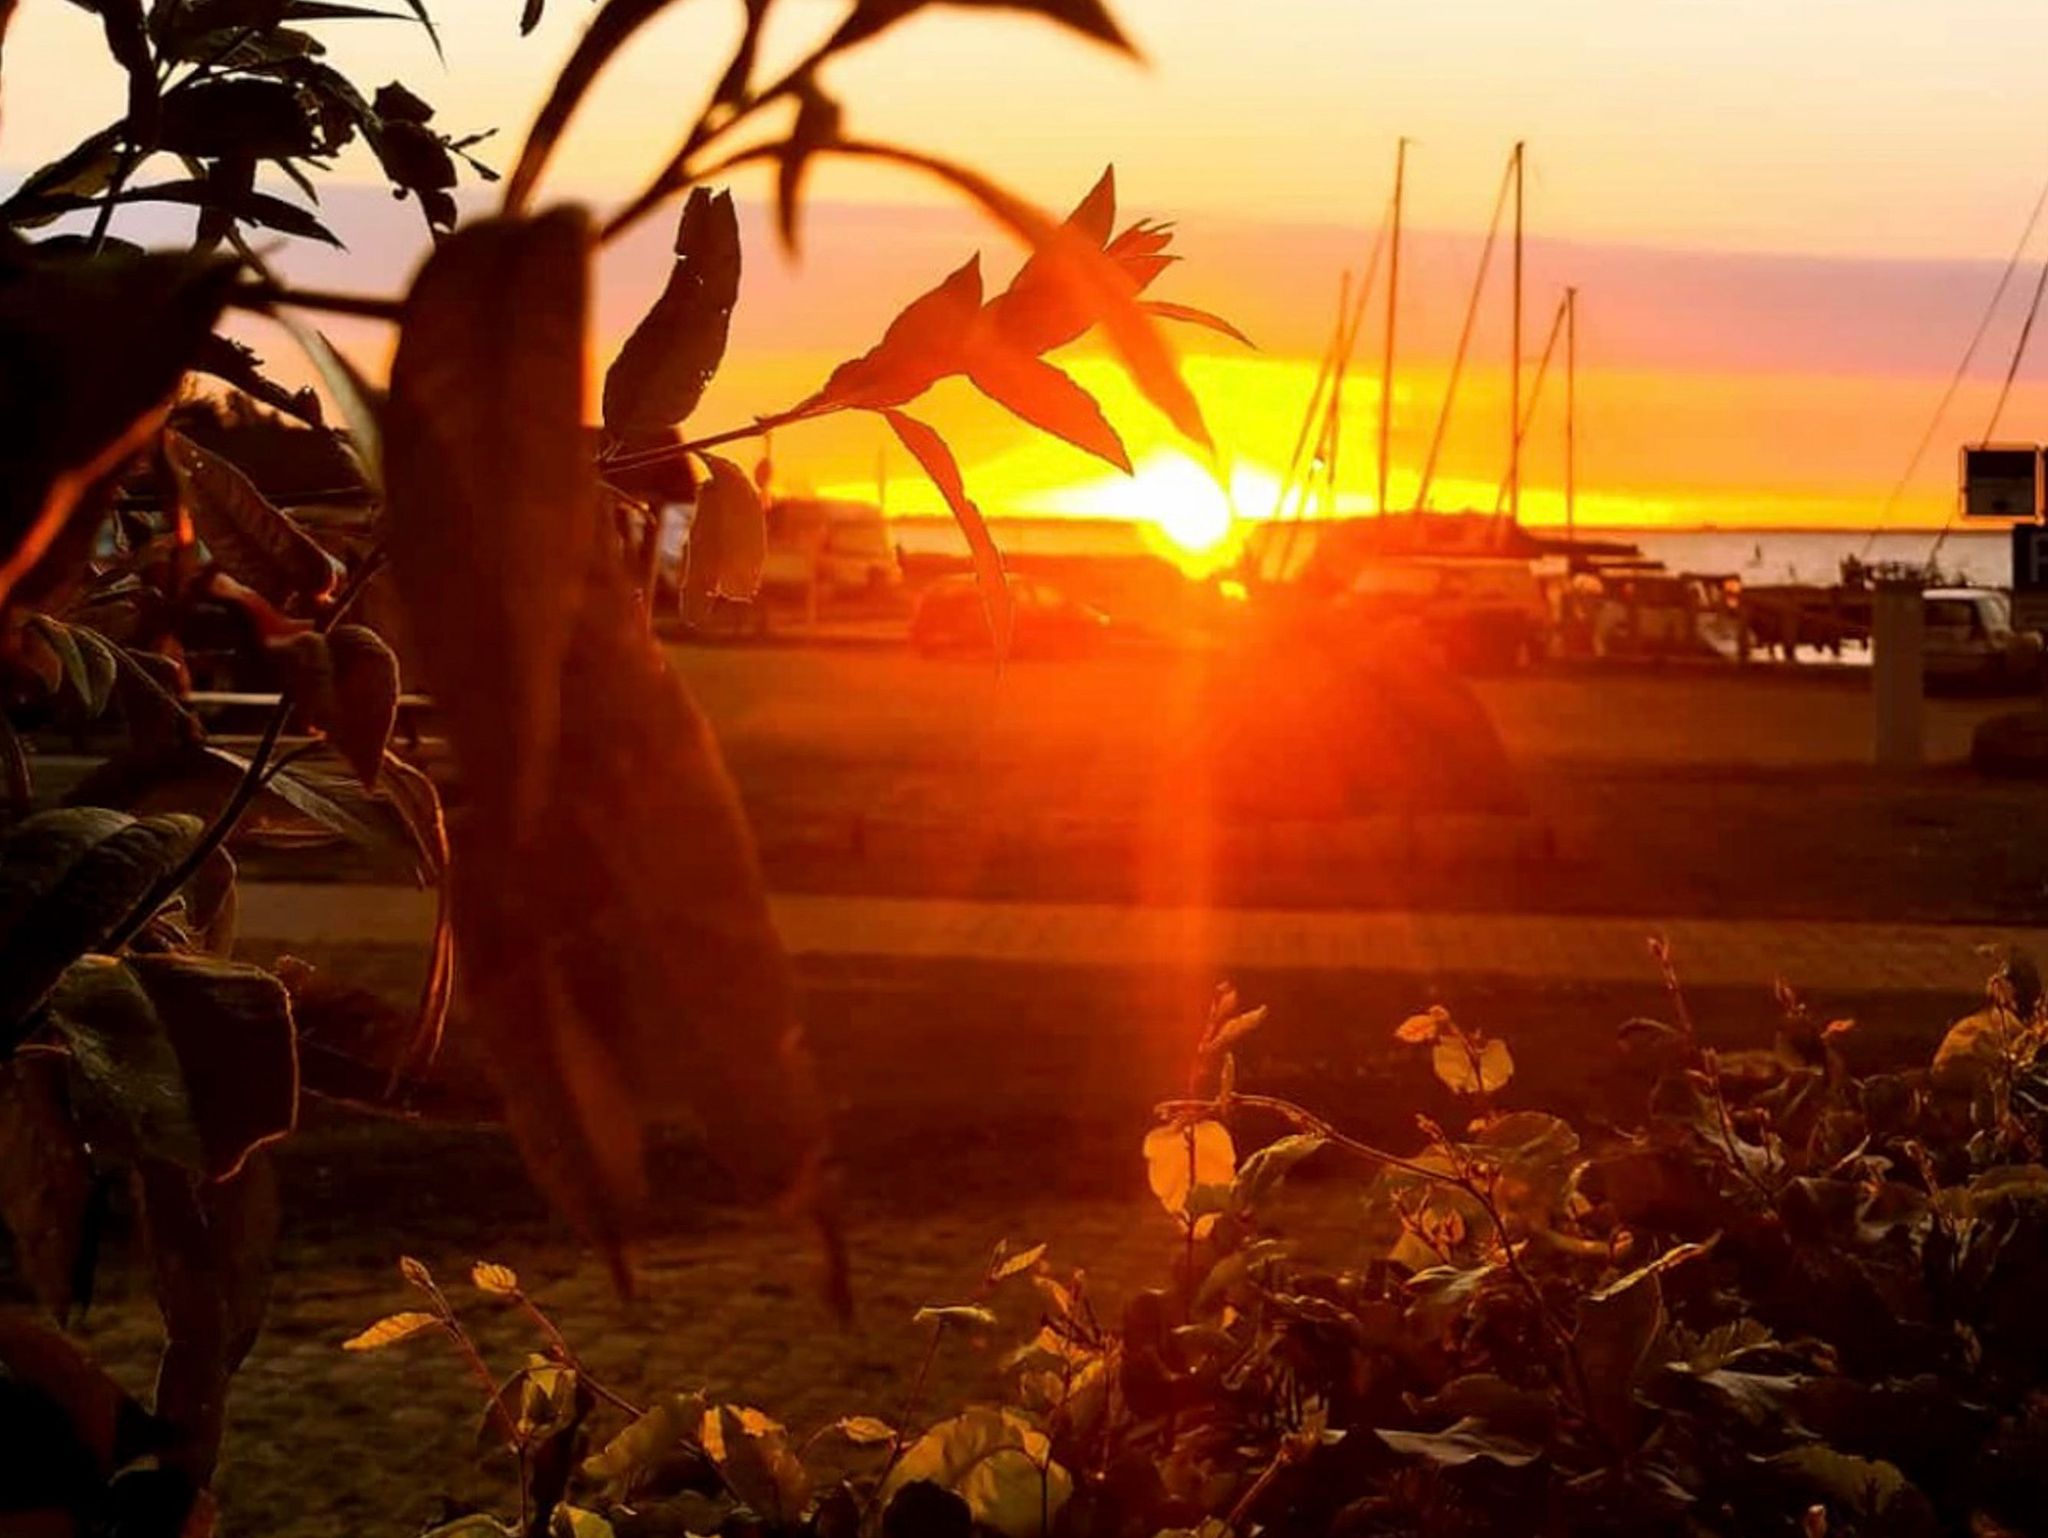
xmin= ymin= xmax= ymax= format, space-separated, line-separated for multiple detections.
xmin=348 ymin=956 xmax=2048 ymax=1538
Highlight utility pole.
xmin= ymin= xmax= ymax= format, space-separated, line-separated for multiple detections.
xmin=1509 ymin=139 xmax=1525 ymax=528
xmin=1564 ymin=284 xmax=1577 ymax=547
xmin=1377 ymin=137 xmax=1407 ymax=519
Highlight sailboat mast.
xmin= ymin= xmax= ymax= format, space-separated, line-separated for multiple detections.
xmin=1509 ymin=140 xmax=1525 ymax=529
xmin=1377 ymin=137 xmax=1407 ymax=518
xmin=1565 ymin=284 xmax=1577 ymax=546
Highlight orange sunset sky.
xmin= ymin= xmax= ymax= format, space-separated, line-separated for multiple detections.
xmin=14 ymin=0 xmax=2048 ymax=529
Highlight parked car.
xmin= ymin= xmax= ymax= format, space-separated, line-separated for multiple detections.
xmin=1922 ymin=587 xmax=2042 ymax=692
xmin=1332 ymin=557 xmax=1550 ymax=673
xmin=761 ymin=499 xmax=901 ymax=600
xmin=910 ymin=574 xmax=1110 ymax=658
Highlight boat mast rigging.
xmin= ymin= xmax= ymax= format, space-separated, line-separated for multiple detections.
xmin=1377 ymin=137 xmax=1408 ymax=519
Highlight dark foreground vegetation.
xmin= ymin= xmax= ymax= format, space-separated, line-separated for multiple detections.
xmin=316 ymin=960 xmax=2048 ymax=1538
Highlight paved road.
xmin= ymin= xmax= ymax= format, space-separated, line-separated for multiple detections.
xmin=239 ymin=883 xmax=2042 ymax=994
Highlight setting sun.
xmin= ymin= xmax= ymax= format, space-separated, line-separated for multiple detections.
xmin=1053 ymin=451 xmax=1282 ymax=575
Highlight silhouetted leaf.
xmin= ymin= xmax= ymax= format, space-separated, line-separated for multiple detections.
xmin=88 ymin=0 xmax=158 ymax=141
xmin=712 ymin=0 xmax=771 ymax=104
xmin=164 ymin=429 xmax=342 ymax=608
xmin=0 ymin=124 xmax=124 ymax=228
xmin=0 ymin=247 xmax=234 ymax=609
xmin=805 ymin=256 xmax=982 ymax=411
xmin=603 ymin=186 xmax=740 ymax=435
xmin=681 ymin=452 xmax=765 ymax=623
xmin=323 ymin=624 xmax=399 ymax=789
xmin=836 ymin=144 xmax=1207 ymax=444
xmin=0 ymin=809 xmax=201 ymax=1038
xmin=194 ymin=335 xmax=323 ymax=426
xmin=160 ymin=77 xmax=319 ymax=159
xmin=275 ymin=314 xmax=382 ymax=484
xmin=830 ymin=0 xmax=1131 ymax=56
xmin=378 ymin=750 xmax=452 ymax=1075
xmin=964 ymin=343 xmax=1128 ymax=470
xmin=1142 ymin=299 xmax=1254 ymax=348
xmin=880 ymin=409 xmax=1011 ymax=658
xmin=776 ymin=78 xmax=841 ymax=252
xmin=16 ymin=177 xmax=343 ymax=242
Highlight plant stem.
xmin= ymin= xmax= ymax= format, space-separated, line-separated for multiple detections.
xmin=103 ymin=698 xmax=289 ymax=952
xmin=1154 ymin=1093 xmax=1461 ymax=1189
xmin=603 ymin=407 xmax=817 ymax=472
xmin=230 ymin=281 xmax=405 ymax=324
xmin=598 ymin=41 xmax=832 ymax=245
xmin=103 ymin=547 xmax=385 ymax=953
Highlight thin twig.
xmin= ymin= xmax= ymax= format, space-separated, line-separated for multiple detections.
xmin=1153 ymin=1093 xmax=1461 ymax=1189
xmin=230 ymin=281 xmax=405 ymax=324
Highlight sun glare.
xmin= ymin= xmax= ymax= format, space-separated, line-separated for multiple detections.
xmin=1054 ymin=452 xmax=1282 ymax=575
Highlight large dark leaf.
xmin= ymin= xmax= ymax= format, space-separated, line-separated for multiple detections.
xmin=387 ymin=217 xmax=821 ymax=1278
xmin=829 ymin=0 xmax=1132 ymax=55
xmin=0 ymin=808 xmax=201 ymax=1038
xmin=130 ymin=954 xmax=298 ymax=1181
xmin=963 ymin=343 xmax=1128 ymax=471
xmin=163 ymin=429 xmax=342 ymax=608
xmin=46 ymin=954 xmax=207 ymax=1173
xmin=0 ymin=248 xmax=235 ymax=609
xmin=603 ymin=186 xmax=740 ymax=436
xmin=880 ymin=410 xmax=1011 ymax=658
xmin=385 ymin=209 xmax=595 ymax=834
